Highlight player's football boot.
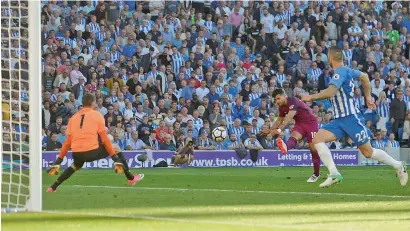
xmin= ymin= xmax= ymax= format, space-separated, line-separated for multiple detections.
xmin=46 ymin=187 xmax=56 ymax=193
xmin=276 ymin=137 xmax=288 ymax=154
xmin=319 ymin=174 xmax=343 ymax=188
xmin=128 ymin=174 xmax=145 ymax=186
xmin=397 ymin=161 xmax=408 ymax=186
xmin=114 ymin=162 xmax=125 ymax=174
xmin=307 ymin=174 xmax=320 ymax=183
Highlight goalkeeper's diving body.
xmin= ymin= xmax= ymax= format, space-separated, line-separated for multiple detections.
xmin=46 ymin=93 xmax=144 ymax=192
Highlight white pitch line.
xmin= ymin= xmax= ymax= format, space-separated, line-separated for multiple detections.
xmin=41 ymin=210 xmax=344 ymax=231
xmin=67 ymin=185 xmax=410 ymax=199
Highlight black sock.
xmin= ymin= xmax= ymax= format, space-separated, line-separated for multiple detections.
xmin=116 ymin=152 xmax=134 ymax=180
xmin=50 ymin=167 xmax=75 ymax=190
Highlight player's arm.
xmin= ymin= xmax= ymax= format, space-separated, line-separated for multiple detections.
xmin=356 ymin=70 xmax=376 ymax=109
xmin=278 ymin=110 xmax=297 ymax=130
xmin=358 ymin=72 xmax=371 ymax=98
xmin=259 ymin=117 xmax=284 ymax=135
xmin=271 ymin=117 xmax=284 ymax=129
xmin=48 ymin=119 xmax=73 ymax=176
xmin=310 ymin=85 xmax=338 ymax=101
xmin=98 ymin=130 xmax=116 ymax=156
xmin=96 ymin=115 xmax=116 ymax=156
xmin=58 ymin=135 xmax=72 ymax=159
xmin=47 ymin=135 xmax=71 ymax=176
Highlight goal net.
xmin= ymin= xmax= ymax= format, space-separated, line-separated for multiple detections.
xmin=1 ymin=0 xmax=42 ymax=212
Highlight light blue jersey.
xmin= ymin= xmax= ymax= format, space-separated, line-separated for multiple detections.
xmin=329 ymin=66 xmax=361 ymax=119
xmin=322 ymin=66 xmax=371 ymax=146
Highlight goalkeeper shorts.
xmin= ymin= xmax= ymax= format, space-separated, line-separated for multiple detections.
xmin=72 ymin=144 xmax=109 ymax=166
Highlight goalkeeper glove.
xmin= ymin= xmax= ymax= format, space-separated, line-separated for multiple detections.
xmin=47 ymin=157 xmax=63 ymax=176
xmin=114 ymin=162 xmax=124 ymax=174
xmin=110 ymin=154 xmax=124 ymax=174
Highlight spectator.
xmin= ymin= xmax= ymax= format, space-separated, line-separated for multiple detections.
xmin=285 ymin=46 xmax=300 ymax=79
xmin=30 ymin=1 xmax=410 ymax=151
xmin=209 ymin=105 xmax=223 ymax=131
xmin=372 ymin=130 xmax=387 ymax=149
xmin=127 ymin=131 xmax=154 ymax=150
xmin=244 ymin=133 xmax=263 ymax=150
xmin=260 ymin=133 xmax=275 ymax=149
xmin=376 ymin=92 xmax=391 ymax=130
xmin=195 ymin=130 xmax=215 ymax=150
xmin=390 ymin=89 xmax=407 ymax=140
xmin=146 ymin=130 xmax=160 ymax=150
xmin=47 ymin=116 xmax=63 ymax=136
xmin=46 ymin=132 xmax=62 ymax=151
xmin=56 ymin=125 xmax=67 ymax=144
xmin=387 ymin=133 xmax=401 ymax=148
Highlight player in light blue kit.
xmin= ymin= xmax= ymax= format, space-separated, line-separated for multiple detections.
xmin=301 ymin=46 xmax=408 ymax=188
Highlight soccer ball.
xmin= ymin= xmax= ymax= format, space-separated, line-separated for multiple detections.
xmin=212 ymin=127 xmax=227 ymax=142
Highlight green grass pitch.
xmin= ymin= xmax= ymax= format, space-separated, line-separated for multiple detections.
xmin=2 ymin=166 xmax=410 ymax=231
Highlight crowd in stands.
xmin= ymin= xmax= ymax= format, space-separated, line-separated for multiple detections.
xmin=4 ymin=0 xmax=410 ymax=153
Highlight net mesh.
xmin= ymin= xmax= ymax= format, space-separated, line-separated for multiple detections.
xmin=1 ymin=0 xmax=31 ymax=211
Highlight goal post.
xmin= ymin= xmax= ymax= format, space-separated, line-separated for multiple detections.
xmin=1 ymin=0 xmax=42 ymax=212
xmin=28 ymin=0 xmax=42 ymax=212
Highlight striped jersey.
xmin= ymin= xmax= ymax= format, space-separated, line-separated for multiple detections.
xmin=276 ymin=73 xmax=286 ymax=86
xmin=251 ymin=127 xmax=261 ymax=134
xmin=372 ymin=140 xmax=387 ymax=149
xmin=308 ymin=68 xmax=322 ymax=82
xmin=343 ymin=49 xmax=353 ymax=67
xmin=377 ymin=100 xmax=390 ymax=118
xmin=229 ymin=126 xmax=245 ymax=138
xmin=388 ymin=140 xmax=400 ymax=148
xmin=88 ymin=22 xmax=100 ymax=33
xmin=223 ymin=114 xmax=234 ymax=129
xmin=329 ymin=66 xmax=362 ymax=119
xmin=348 ymin=26 xmax=362 ymax=42
xmin=193 ymin=118 xmax=203 ymax=134
xmin=401 ymin=64 xmax=410 ymax=74
xmin=63 ymin=38 xmax=74 ymax=48
xmin=171 ymin=53 xmax=184 ymax=75
xmin=403 ymin=95 xmax=410 ymax=103
xmin=249 ymin=93 xmax=261 ymax=102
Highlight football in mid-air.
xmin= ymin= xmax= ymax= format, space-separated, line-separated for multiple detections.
xmin=212 ymin=127 xmax=227 ymax=142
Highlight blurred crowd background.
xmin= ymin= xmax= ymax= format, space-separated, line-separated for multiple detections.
xmin=3 ymin=0 xmax=410 ymax=153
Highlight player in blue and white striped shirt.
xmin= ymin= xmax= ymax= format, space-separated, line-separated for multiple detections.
xmin=301 ymin=46 xmax=407 ymax=188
